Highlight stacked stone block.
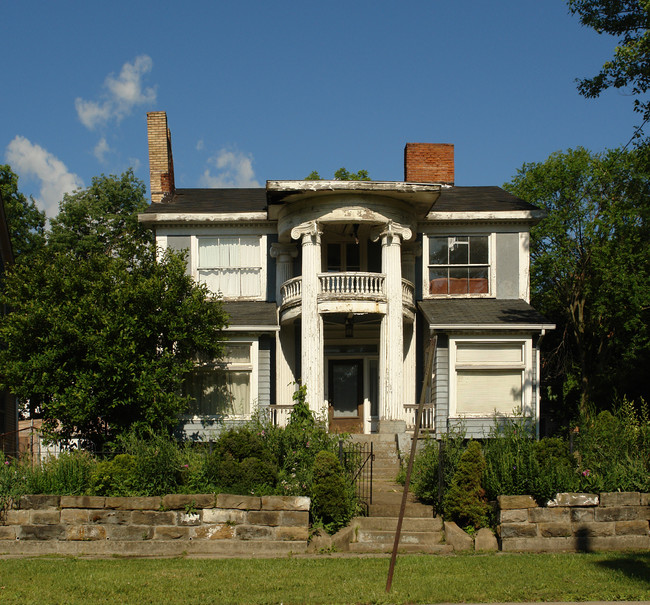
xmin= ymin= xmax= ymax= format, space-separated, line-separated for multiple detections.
xmin=498 ymin=492 xmax=650 ymax=552
xmin=0 ymin=493 xmax=310 ymax=556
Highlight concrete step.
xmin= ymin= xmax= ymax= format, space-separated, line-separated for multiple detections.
xmin=356 ymin=528 xmax=443 ymax=546
xmin=355 ymin=516 xmax=442 ymax=532
xmin=349 ymin=542 xmax=452 ymax=554
xmin=369 ymin=502 xmax=434 ymax=518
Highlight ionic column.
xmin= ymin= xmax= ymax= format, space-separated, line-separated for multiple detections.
xmin=270 ymin=242 xmax=298 ymax=305
xmin=371 ymin=221 xmax=412 ymax=428
xmin=270 ymin=243 xmax=299 ymax=406
xmin=402 ymin=242 xmax=421 ymax=410
xmin=291 ymin=221 xmax=323 ymax=414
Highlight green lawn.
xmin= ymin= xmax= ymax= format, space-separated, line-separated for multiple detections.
xmin=0 ymin=552 xmax=648 ymax=604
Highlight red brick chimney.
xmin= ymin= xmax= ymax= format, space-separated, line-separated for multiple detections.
xmin=147 ymin=111 xmax=175 ymax=203
xmin=404 ymin=143 xmax=454 ymax=185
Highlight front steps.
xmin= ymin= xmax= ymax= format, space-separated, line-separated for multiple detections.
xmin=341 ymin=434 xmax=450 ymax=554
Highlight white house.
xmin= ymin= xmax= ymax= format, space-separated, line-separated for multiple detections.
xmin=140 ymin=112 xmax=554 ymax=440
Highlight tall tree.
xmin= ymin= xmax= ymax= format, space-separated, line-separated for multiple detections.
xmin=569 ymin=0 xmax=650 ymax=127
xmin=0 ymin=172 xmax=228 ymax=448
xmin=505 ymin=146 xmax=650 ymax=416
xmin=0 ymin=165 xmax=46 ymax=261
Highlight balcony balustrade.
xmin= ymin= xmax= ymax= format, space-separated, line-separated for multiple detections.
xmin=279 ymin=272 xmax=416 ymax=311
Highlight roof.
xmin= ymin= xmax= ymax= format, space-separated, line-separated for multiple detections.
xmin=139 ymin=185 xmax=540 ymax=219
xmin=431 ymin=187 xmax=539 ymax=213
xmin=141 ymin=188 xmax=267 ymax=214
xmin=418 ymin=299 xmax=554 ymax=331
xmin=222 ymin=301 xmax=279 ymax=331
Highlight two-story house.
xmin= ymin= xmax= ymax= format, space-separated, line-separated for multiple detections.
xmin=140 ymin=112 xmax=553 ymax=440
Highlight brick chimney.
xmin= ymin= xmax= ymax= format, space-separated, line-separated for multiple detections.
xmin=404 ymin=143 xmax=454 ymax=185
xmin=147 ymin=111 xmax=175 ymax=203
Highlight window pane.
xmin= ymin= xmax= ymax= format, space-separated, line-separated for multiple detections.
xmin=449 ymin=237 xmax=468 ymax=265
xmin=457 ymin=342 xmax=523 ymax=364
xmin=429 ymin=237 xmax=448 ymax=265
xmin=469 ymin=236 xmax=488 ymax=264
xmin=225 ymin=344 xmax=251 ymax=363
xmin=429 ymin=268 xmax=448 ymax=295
xmin=327 ymin=244 xmax=341 ymax=272
xmin=457 ymin=370 xmax=522 ymax=414
xmin=185 ymin=369 xmax=250 ymax=416
xmin=468 ymin=267 xmax=489 ymax=293
xmin=449 ymin=267 xmax=468 ymax=294
xmin=346 ymin=243 xmax=360 ymax=271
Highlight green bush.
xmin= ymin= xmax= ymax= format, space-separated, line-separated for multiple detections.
xmin=311 ymin=450 xmax=355 ymax=533
xmin=443 ymin=440 xmax=488 ymax=529
xmin=89 ymin=454 xmax=137 ymax=496
xmin=409 ymin=427 xmax=466 ymax=510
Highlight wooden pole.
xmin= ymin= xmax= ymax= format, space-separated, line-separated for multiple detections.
xmin=386 ymin=335 xmax=437 ymax=593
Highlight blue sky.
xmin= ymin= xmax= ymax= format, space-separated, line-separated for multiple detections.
xmin=2 ymin=0 xmax=640 ymax=217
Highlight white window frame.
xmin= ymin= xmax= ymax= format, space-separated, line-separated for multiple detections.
xmin=192 ymin=233 xmax=267 ymax=300
xmin=422 ymin=232 xmax=495 ymax=298
xmin=185 ymin=338 xmax=258 ymax=420
xmin=448 ymin=336 xmax=533 ymax=419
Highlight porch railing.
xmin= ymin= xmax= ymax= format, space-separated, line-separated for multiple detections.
xmin=401 ymin=278 xmax=415 ymax=308
xmin=267 ymin=404 xmax=294 ymax=428
xmin=279 ymin=277 xmax=302 ymax=308
xmin=403 ymin=403 xmax=435 ymax=432
xmin=319 ymin=272 xmax=385 ymax=299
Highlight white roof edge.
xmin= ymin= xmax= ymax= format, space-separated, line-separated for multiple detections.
xmin=266 ymin=180 xmax=443 ymax=193
xmin=429 ymin=323 xmax=556 ymax=331
xmin=224 ymin=325 xmax=280 ymax=332
xmin=426 ymin=210 xmax=545 ymax=221
xmin=138 ymin=212 xmax=269 ymax=223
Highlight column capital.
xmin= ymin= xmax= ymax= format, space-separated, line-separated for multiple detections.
xmin=291 ymin=220 xmax=322 ymax=244
xmin=370 ymin=220 xmax=412 ymax=245
xmin=270 ymin=242 xmax=298 ymax=260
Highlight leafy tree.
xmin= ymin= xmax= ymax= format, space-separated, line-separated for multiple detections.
xmin=0 ymin=172 xmax=229 ymax=448
xmin=0 ymin=165 xmax=46 ymax=261
xmin=305 ymin=168 xmax=371 ymax=181
xmin=568 ymin=0 xmax=650 ymax=128
xmin=48 ymin=169 xmax=151 ymax=257
xmin=505 ymin=146 xmax=650 ymax=417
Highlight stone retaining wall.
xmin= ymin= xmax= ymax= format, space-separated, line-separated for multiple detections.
xmin=498 ymin=492 xmax=650 ymax=552
xmin=0 ymin=493 xmax=310 ymax=557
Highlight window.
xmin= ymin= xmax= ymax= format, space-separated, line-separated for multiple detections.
xmin=185 ymin=342 xmax=256 ymax=417
xmin=449 ymin=338 xmax=531 ymax=417
xmin=326 ymin=242 xmax=361 ymax=272
xmin=197 ymin=236 xmax=262 ymax=298
xmin=428 ymin=235 xmax=489 ymax=295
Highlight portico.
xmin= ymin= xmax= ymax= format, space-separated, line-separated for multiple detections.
xmin=267 ymin=180 xmax=440 ymax=433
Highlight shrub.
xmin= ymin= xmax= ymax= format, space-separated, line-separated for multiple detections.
xmin=311 ymin=450 xmax=355 ymax=533
xmin=409 ymin=427 xmax=466 ymax=511
xmin=89 ymin=454 xmax=137 ymax=496
xmin=119 ymin=431 xmax=182 ymax=495
xmin=443 ymin=440 xmax=488 ymax=529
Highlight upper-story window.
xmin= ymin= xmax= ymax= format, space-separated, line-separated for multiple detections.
xmin=428 ymin=235 xmax=489 ymax=295
xmin=197 ymin=236 xmax=262 ymax=298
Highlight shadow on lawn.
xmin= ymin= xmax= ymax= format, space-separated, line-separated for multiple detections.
xmin=595 ymin=552 xmax=650 ymax=589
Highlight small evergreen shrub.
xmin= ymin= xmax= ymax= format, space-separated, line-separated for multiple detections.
xmin=443 ymin=440 xmax=488 ymax=529
xmin=310 ymin=450 xmax=354 ymax=533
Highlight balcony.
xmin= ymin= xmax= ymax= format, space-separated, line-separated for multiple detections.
xmin=279 ymin=272 xmax=414 ymax=315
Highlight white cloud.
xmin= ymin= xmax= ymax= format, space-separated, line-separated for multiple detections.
xmin=93 ymin=137 xmax=111 ymax=163
xmin=128 ymin=157 xmax=141 ymax=172
xmin=196 ymin=139 xmax=204 ymax=151
xmin=6 ymin=136 xmax=83 ymax=217
xmin=75 ymin=55 xmax=156 ymax=130
xmin=200 ymin=149 xmax=260 ymax=188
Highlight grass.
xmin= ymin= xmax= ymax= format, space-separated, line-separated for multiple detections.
xmin=0 ymin=552 xmax=648 ymax=604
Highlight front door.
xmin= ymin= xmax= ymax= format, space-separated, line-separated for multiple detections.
xmin=328 ymin=359 xmax=363 ymax=433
